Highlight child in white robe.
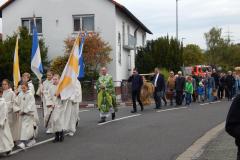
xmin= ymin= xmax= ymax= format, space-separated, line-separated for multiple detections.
xmin=37 ymin=70 xmax=54 ymax=134
xmin=16 ymin=82 xmax=38 ymax=149
xmin=46 ymin=74 xmax=65 ymax=142
xmin=2 ymin=79 xmax=20 ymax=142
xmin=0 ymin=87 xmax=14 ymax=155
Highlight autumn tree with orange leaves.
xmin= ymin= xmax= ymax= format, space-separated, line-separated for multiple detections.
xmin=51 ymin=33 xmax=112 ymax=80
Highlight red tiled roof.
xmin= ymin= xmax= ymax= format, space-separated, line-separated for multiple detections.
xmin=0 ymin=0 xmax=152 ymax=34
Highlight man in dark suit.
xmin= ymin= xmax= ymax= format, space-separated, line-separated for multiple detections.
xmin=226 ymin=94 xmax=240 ymax=160
xmin=128 ymin=68 xmax=144 ymax=113
xmin=175 ymin=71 xmax=186 ymax=106
xmin=153 ymin=68 xmax=165 ymax=109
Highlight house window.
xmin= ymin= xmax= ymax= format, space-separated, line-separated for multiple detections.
xmin=73 ymin=15 xmax=94 ymax=32
xmin=122 ymin=22 xmax=125 ymax=45
xmin=142 ymin=33 xmax=146 ymax=46
xmin=118 ymin=32 xmax=121 ymax=64
xmin=21 ymin=18 xmax=42 ymax=34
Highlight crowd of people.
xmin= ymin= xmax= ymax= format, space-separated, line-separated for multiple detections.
xmin=128 ymin=68 xmax=240 ymax=112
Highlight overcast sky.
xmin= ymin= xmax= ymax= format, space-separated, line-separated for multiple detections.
xmin=1 ymin=0 xmax=240 ymax=49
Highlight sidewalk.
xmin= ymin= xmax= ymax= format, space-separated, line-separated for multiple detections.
xmin=197 ymin=131 xmax=237 ymax=160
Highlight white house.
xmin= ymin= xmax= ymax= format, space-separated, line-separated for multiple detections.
xmin=0 ymin=0 xmax=152 ymax=84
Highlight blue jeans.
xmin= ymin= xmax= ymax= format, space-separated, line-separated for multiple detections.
xmin=185 ymin=93 xmax=192 ymax=105
xmin=207 ymin=88 xmax=213 ymax=102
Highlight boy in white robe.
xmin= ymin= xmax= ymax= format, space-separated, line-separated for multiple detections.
xmin=0 ymin=87 xmax=14 ymax=155
xmin=46 ymin=74 xmax=65 ymax=142
xmin=15 ymin=82 xmax=38 ymax=149
xmin=38 ymin=70 xmax=53 ymax=134
xmin=17 ymin=73 xmax=35 ymax=95
xmin=64 ymin=80 xmax=82 ymax=136
xmin=2 ymin=79 xmax=20 ymax=142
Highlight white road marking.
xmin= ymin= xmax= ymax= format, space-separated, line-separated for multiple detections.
xmin=10 ymin=137 xmax=55 ymax=155
xmin=200 ymin=103 xmax=210 ymax=106
xmin=79 ymin=110 xmax=90 ymax=113
xmin=156 ymin=107 xmax=187 ymax=113
xmin=98 ymin=114 xmax=142 ymax=126
xmin=200 ymin=101 xmax=222 ymax=106
xmin=210 ymin=100 xmax=221 ymax=104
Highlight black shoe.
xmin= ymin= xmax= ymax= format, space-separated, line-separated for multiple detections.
xmin=98 ymin=117 xmax=106 ymax=123
xmin=112 ymin=113 xmax=116 ymax=120
xmin=53 ymin=132 xmax=60 ymax=143
xmin=131 ymin=110 xmax=137 ymax=113
xmin=141 ymin=107 xmax=144 ymax=111
xmin=5 ymin=150 xmax=11 ymax=156
xmin=154 ymin=107 xmax=161 ymax=110
xmin=59 ymin=131 xmax=64 ymax=142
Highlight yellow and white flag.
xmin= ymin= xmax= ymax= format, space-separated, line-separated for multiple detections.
xmin=56 ymin=35 xmax=81 ymax=100
xmin=13 ymin=36 xmax=21 ymax=88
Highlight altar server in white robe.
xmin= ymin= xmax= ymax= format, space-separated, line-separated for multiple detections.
xmin=16 ymin=82 xmax=38 ymax=149
xmin=46 ymin=74 xmax=65 ymax=142
xmin=38 ymin=70 xmax=54 ymax=134
xmin=2 ymin=79 xmax=20 ymax=142
xmin=64 ymin=80 xmax=82 ymax=136
xmin=0 ymin=87 xmax=14 ymax=155
xmin=17 ymin=73 xmax=35 ymax=95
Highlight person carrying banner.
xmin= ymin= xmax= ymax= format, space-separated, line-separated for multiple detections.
xmin=46 ymin=74 xmax=65 ymax=142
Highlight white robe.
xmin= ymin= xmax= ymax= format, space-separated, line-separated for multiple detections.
xmin=63 ymin=81 xmax=82 ymax=133
xmin=0 ymin=98 xmax=14 ymax=153
xmin=46 ymin=85 xmax=65 ymax=132
xmin=17 ymin=81 xmax=35 ymax=95
xmin=3 ymin=89 xmax=20 ymax=141
xmin=41 ymin=80 xmax=53 ymax=129
xmin=15 ymin=91 xmax=37 ymax=141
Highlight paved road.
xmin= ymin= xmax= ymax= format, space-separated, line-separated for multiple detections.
xmin=3 ymin=100 xmax=231 ymax=160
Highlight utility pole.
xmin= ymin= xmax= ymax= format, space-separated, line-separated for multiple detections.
xmin=176 ymin=0 xmax=179 ymax=41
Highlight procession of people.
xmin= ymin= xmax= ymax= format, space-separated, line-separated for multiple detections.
xmin=0 ymin=65 xmax=239 ymax=156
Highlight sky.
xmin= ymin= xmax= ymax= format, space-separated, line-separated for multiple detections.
xmin=0 ymin=0 xmax=240 ymax=49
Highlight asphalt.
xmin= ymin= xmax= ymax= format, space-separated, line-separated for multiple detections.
xmin=2 ymin=100 xmax=231 ymax=160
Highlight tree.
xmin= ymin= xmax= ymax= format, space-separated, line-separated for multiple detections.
xmin=51 ymin=33 xmax=112 ymax=80
xmin=204 ymin=27 xmax=225 ymax=65
xmin=136 ymin=36 xmax=183 ymax=73
xmin=0 ymin=27 xmax=49 ymax=82
xmin=183 ymin=44 xmax=205 ymax=66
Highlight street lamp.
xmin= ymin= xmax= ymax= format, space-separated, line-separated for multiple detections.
xmin=176 ymin=0 xmax=179 ymax=41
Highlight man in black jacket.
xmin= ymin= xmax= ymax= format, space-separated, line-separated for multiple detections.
xmin=152 ymin=68 xmax=165 ymax=109
xmin=128 ymin=68 xmax=144 ymax=113
xmin=226 ymin=71 xmax=235 ymax=101
xmin=175 ymin=71 xmax=186 ymax=106
xmin=226 ymin=94 xmax=240 ymax=160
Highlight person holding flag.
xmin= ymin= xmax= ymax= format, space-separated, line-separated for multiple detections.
xmin=46 ymin=74 xmax=65 ymax=142
xmin=56 ymin=33 xmax=83 ymax=136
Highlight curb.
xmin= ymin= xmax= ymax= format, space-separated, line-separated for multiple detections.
xmin=176 ymin=121 xmax=226 ymax=160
